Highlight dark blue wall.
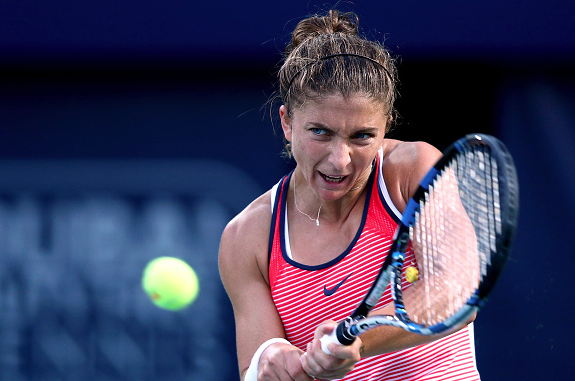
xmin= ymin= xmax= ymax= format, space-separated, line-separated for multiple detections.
xmin=1 ymin=1 xmax=573 ymax=380
xmin=2 ymin=1 xmax=574 ymax=63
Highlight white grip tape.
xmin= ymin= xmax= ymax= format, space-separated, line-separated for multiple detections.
xmin=320 ymin=328 xmax=342 ymax=355
xmin=244 ymin=338 xmax=290 ymax=381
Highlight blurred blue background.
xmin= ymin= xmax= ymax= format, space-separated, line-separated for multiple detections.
xmin=0 ymin=1 xmax=574 ymax=380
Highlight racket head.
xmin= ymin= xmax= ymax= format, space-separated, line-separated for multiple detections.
xmin=345 ymin=133 xmax=519 ymax=336
xmin=395 ymin=133 xmax=519 ymax=333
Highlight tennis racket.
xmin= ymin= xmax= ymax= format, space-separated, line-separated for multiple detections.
xmin=320 ymin=133 xmax=519 ymax=353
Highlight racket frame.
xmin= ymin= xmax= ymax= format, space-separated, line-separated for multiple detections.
xmin=321 ymin=133 xmax=519 ymax=351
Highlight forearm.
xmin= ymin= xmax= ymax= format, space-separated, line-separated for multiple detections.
xmin=358 ymin=294 xmax=474 ymax=357
xmin=358 ymin=324 xmax=444 ymax=357
xmin=235 ymin=309 xmax=289 ymax=378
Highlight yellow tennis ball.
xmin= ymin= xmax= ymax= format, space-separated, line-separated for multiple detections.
xmin=142 ymin=257 xmax=199 ymax=311
xmin=405 ymin=266 xmax=419 ymax=283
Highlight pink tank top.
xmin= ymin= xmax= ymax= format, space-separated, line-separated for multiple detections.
xmin=268 ymin=150 xmax=481 ymax=380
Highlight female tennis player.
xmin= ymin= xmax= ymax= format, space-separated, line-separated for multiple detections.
xmin=219 ymin=9 xmax=480 ymax=381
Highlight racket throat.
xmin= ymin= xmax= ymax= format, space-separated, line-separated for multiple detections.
xmin=338 ymin=317 xmax=361 ymax=345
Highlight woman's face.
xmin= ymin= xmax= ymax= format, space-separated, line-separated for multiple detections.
xmin=280 ymin=93 xmax=388 ymax=202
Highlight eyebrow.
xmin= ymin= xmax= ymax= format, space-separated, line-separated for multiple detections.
xmin=354 ymin=127 xmax=380 ymax=135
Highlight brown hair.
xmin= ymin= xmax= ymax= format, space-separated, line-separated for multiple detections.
xmin=279 ymin=10 xmax=398 ymax=126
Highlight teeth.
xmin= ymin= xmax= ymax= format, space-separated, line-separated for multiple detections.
xmin=324 ymin=174 xmax=345 ymax=182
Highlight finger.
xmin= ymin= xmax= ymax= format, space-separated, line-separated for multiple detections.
xmin=283 ymin=346 xmax=313 ymax=381
xmin=301 ymin=353 xmax=335 ymax=381
xmin=257 ymin=363 xmax=282 ymax=381
xmin=301 ymin=343 xmax=322 ymax=375
xmin=306 ymin=342 xmax=348 ymax=380
xmin=320 ymin=336 xmax=362 ymax=362
xmin=304 ymin=341 xmax=348 ymax=380
xmin=314 ymin=320 xmax=338 ymax=339
xmin=311 ymin=335 xmax=345 ymax=362
xmin=259 ymin=344 xmax=310 ymax=381
xmin=311 ymin=337 xmax=361 ymax=378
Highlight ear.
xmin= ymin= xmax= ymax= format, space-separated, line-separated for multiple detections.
xmin=279 ymin=105 xmax=293 ymax=143
xmin=385 ymin=114 xmax=393 ymax=133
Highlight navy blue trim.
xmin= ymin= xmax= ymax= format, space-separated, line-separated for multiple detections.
xmin=268 ymin=173 xmax=291 ymax=267
xmin=376 ymin=155 xmax=402 ymax=224
xmin=280 ymin=166 xmax=377 ymax=271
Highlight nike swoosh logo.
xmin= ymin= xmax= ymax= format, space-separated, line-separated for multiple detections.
xmin=323 ymin=273 xmax=353 ymax=296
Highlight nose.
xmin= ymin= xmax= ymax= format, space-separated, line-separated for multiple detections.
xmin=328 ymin=140 xmax=351 ymax=171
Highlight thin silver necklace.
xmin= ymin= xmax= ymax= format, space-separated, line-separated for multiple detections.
xmin=293 ymin=176 xmax=323 ymax=226
xmin=293 ymin=161 xmax=374 ymax=226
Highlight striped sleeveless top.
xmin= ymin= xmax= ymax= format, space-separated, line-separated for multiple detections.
xmin=268 ymin=149 xmax=481 ymax=380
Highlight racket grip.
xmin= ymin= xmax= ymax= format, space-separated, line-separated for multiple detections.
xmin=320 ymin=321 xmax=356 ymax=355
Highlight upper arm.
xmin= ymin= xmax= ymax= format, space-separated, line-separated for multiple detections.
xmin=218 ymin=197 xmax=287 ymax=378
xmin=382 ymin=140 xmax=442 ymax=212
xmin=403 ymin=141 xmax=442 ymax=201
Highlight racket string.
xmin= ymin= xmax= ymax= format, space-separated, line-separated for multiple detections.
xmin=406 ymin=145 xmax=500 ymax=327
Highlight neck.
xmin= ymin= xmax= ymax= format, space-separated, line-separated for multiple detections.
xmin=295 ymin=183 xmax=368 ymax=227
xmin=350 ymin=159 xmax=375 ymax=191
xmin=292 ymin=172 xmax=323 ymax=226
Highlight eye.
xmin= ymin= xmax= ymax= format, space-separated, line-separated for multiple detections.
xmin=354 ymin=132 xmax=374 ymax=140
xmin=310 ymin=127 xmax=327 ymax=136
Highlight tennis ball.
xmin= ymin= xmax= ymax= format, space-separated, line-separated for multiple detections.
xmin=142 ymin=257 xmax=199 ymax=311
xmin=405 ymin=266 xmax=419 ymax=283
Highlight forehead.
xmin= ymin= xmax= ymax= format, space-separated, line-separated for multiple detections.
xmin=292 ymin=93 xmax=387 ymax=127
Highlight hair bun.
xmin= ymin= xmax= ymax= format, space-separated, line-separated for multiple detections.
xmin=287 ymin=10 xmax=359 ymax=54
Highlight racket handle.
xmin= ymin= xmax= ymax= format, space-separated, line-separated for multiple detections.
xmin=320 ymin=320 xmax=356 ymax=355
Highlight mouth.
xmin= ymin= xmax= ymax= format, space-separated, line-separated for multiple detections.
xmin=319 ymin=172 xmax=348 ymax=184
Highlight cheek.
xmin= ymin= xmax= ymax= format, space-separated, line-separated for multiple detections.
xmin=291 ymin=137 xmax=321 ymax=165
xmin=290 ymin=129 xmax=308 ymax=153
xmin=290 ymin=139 xmax=307 ymax=164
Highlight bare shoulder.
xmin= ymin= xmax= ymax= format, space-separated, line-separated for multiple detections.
xmin=221 ymin=190 xmax=272 ymax=244
xmin=381 ymin=139 xmax=442 ymax=210
xmin=383 ymin=139 xmax=441 ymax=166
xmin=218 ymin=190 xmax=273 ymax=288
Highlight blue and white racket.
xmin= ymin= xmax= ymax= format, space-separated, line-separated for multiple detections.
xmin=321 ymin=134 xmax=519 ymax=352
